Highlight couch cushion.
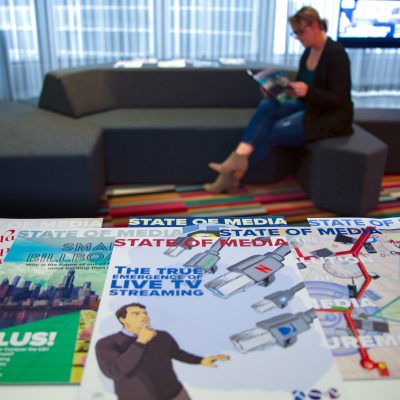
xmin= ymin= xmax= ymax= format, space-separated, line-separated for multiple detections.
xmin=82 ymin=108 xmax=297 ymax=184
xmin=81 ymin=107 xmax=255 ymax=129
xmin=38 ymin=69 xmax=116 ymax=118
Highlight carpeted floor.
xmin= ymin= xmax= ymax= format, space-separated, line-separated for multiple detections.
xmin=98 ymin=174 xmax=400 ymax=226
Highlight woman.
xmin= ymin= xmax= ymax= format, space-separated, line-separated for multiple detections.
xmin=205 ymin=6 xmax=353 ymax=193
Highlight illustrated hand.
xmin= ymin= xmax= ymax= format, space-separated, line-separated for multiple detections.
xmin=136 ymin=327 xmax=156 ymax=344
xmin=201 ymin=354 xmax=230 ymax=368
xmin=288 ymin=81 xmax=309 ymax=98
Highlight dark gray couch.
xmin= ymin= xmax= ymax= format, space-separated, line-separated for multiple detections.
xmin=38 ymin=67 xmax=300 ymax=185
xmin=0 ymin=66 xmax=394 ymax=217
xmin=0 ymin=102 xmax=105 ymax=217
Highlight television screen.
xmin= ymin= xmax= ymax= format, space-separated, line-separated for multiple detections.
xmin=337 ymin=0 xmax=400 ymax=47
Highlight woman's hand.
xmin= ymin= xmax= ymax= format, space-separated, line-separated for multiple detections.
xmin=288 ymin=81 xmax=309 ymax=98
xmin=259 ymin=86 xmax=269 ymax=98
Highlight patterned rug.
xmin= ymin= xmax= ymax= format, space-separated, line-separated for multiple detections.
xmin=99 ymin=174 xmax=400 ymax=227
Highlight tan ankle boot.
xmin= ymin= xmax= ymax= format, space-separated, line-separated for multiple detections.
xmin=204 ymin=173 xmax=240 ymax=194
xmin=208 ymin=152 xmax=249 ymax=177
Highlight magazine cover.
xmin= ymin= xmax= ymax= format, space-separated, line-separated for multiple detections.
xmin=128 ymin=216 xmax=288 ymax=249
xmin=0 ymin=218 xmax=103 ymax=265
xmin=0 ymin=227 xmax=152 ymax=384
xmin=128 ymin=216 xmax=287 ymax=227
xmin=307 ymin=217 xmax=400 ymax=230
xmin=283 ymin=220 xmax=400 ymax=380
xmin=79 ymin=235 xmax=346 ymax=400
xmin=246 ymin=68 xmax=294 ymax=104
xmin=0 ymin=218 xmax=103 ymax=230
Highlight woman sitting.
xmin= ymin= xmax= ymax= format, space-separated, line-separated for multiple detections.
xmin=205 ymin=6 xmax=353 ymax=193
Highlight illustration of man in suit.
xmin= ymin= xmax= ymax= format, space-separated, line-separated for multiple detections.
xmin=95 ymin=302 xmax=230 ymax=400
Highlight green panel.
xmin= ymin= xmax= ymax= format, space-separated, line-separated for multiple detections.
xmin=0 ymin=312 xmax=81 ymax=383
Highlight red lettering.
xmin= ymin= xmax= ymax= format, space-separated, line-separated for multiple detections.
xmin=0 ymin=230 xmax=15 ymax=243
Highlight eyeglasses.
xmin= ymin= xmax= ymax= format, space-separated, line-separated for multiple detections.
xmin=290 ymin=25 xmax=309 ymax=38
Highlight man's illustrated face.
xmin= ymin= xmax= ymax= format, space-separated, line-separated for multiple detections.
xmin=120 ymin=306 xmax=150 ymax=332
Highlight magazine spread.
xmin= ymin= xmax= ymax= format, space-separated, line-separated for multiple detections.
xmin=79 ymin=235 xmax=346 ymax=400
xmin=246 ymin=68 xmax=294 ymax=104
xmin=283 ymin=220 xmax=400 ymax=380
xmin=0 ymin=227 xmax=148 ymax=384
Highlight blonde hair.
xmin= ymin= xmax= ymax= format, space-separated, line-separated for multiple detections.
xmin=289 ymin=6 xmax=328 ymax=32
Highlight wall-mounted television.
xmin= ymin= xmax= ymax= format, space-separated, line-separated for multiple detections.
xmin=337 ymin=0 xmax=400 ymax=48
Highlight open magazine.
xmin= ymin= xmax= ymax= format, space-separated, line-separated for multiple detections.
xmin=247 ymin=68 xmax=294 ymax=104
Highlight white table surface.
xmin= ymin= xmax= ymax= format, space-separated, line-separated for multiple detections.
xmin=1 ymin=380 xmax=400 ymax=400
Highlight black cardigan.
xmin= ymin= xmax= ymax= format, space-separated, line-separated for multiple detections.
xmin=296 ymin=37 xmax=354 ymax=141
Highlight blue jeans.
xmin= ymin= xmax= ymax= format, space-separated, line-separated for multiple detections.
xmin=242 ymin=97 xmax=306 ymax=167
